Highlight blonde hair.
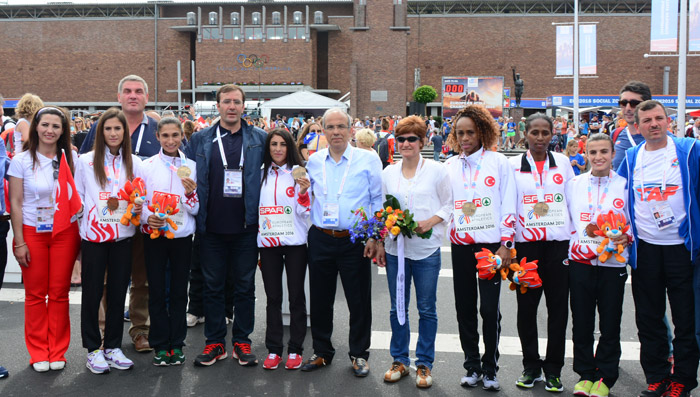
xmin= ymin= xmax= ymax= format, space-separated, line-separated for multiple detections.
xmin=15 ymin=93 xmax=44 ymax=120
xmin=355 ymin=128 xmax=376 ymax=148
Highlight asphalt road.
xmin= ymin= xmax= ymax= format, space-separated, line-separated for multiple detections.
xmin=0 ymin=241 xmax=660 ymax=397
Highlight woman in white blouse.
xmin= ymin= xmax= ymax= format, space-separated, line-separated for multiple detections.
xmin=377 ymin=115 xmax=452 ymax=389
xmin=8 ymin=106 xmax=80 ymax=372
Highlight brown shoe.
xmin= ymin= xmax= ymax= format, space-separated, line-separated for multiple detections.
xmin=133 ymin=334 xmax=153 ymax=352
xmin=416 ymin=365 xmax=433 ymax=388
xmin=384 ymin=361 xmax=409 ymax=383
xmin=352 ymin=357 xmax=369 ymax=377
xmin=300 ymin=354 xmax=329 ymax=372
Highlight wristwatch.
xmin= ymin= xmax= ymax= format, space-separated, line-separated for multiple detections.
xmin=500 ymin=240 xmax=514 ymax=249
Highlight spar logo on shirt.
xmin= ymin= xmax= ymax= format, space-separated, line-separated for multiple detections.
xmin=523 ymin=193 xmax=563 ymax=205
xmin=259 ymin=206 xmax=292 ymax=215
xmin=455 ymin=197 xmax=492 ymax=210
xmin=634 ymin=184 xmax=680 ymax=202
xmin=580 ymin=212 xmax=592 ymax=222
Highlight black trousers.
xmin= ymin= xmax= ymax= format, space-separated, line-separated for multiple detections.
xmin=144 ymin=235 xmax=193 ymax=351
xmin=632 ymin=240 xmax=699 ymax=388
xmin=259 ymin=244 xmax=308 ymax=355
xmin=515 ymin=240 xmax=569 ymax=377
xmin=187 ymin=233 xmax=235 ymax=319
xmin=451 ymin=243 xmax=502 ymax=376
xmin=81 ymin=238 xmax=133 ymax=351
xmin=0 ymin=220 xmax=9 ymax=289
xmin=569 ymin=261 xmax=627 ymax=387
xmin=308 ymin=226 xmax=371 ymax=361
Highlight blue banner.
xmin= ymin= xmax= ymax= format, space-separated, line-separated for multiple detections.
xmin=691 ymin=0 xmax=700 ymax=51
xmin=579 ymin=25 xmax=597 ymax=74
xmin=651 ymin=0 xmax=679 ymax=52
xmin=509 ymin=98 xmax=547 ymax=109
xmin=556 ymin=26 xmax=574 ymax=76
xmin=547 ymin=95 xmax=700 ymax=108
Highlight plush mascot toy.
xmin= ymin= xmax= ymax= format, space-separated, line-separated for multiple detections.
xmin=119 ymin=177 xmax=146 ymax=226
xmin=147 ymin=193 xmax=180 ymax=239
xmin=475 ymin=247 xmax=517 ymax=281
xmin=593 ymin=210 xmax=629 ymax=263
xmin=509 ymin=258 xmax=543 ymax=294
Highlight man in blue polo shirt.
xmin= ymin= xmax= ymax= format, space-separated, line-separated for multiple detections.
xmin=79 ymin=75 xmax=160 ymax=353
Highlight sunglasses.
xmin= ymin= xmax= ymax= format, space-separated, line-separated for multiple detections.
xmin=52 ymin=159 xmax=59 ymax=180
xmin=619 ymin=99 xmax=642 ymax=108
xmin=397 ymin=136 xmax=420 ymax=143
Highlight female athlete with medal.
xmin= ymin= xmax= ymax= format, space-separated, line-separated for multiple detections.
xmin=8 ymin=106 xmax=79 ymax=372
xmin=139 ymin=117 xmax=199 ymax=366
xmin=509 ymin=113 xmax=574 ymax=392
xmin=443 ymin=106 xmax=517 ymax=391
xmin=565 ymin=133 xmax=630 ymax=397
xmin=257 ymin=129 xmax=311 ymax=370
xmin=75 ymin=108 xmax=142 ymax=374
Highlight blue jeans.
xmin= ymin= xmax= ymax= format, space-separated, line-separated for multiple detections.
xmin=200 ymin=230 xmax=258 ymax=346
xmin=385 ymin=249 xmax=441 ymax=369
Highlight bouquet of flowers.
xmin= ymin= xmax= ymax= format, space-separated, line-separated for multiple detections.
xmin=349 ymin=195 xmax=431 ymax=244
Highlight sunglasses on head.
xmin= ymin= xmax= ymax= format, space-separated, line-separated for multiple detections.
xmin=396 ymin=136 xmax=420 ymax=143
xmin=52 ymin=159 xmax=59 ymax=180
xmin=619 ymin=99 xmax=643 ymax=108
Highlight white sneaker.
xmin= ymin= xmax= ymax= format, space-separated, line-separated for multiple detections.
xmin=104 ymin=348 xmax=134 ymax=370
xmin=86 ymin=350 xmax=110 ymax=374
xmin=186 ymin=313 xmax=204 ymax=327
xmin=483 ymin=374 xmax=501 ymax=391
xmin=32 ymin=361 xmax=49 ymax=373
xmin=49 ymin=361 xmax=66 ymax=371
xmin=460 ymin=370 xmax=482 ymax=387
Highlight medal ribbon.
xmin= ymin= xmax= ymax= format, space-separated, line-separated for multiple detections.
xmin=159 ymin=149 xmax=187 ymax=174
xmin=525 ymin=150 xmax=549 ymax=203
xmin=460 ymin=148 xmax=486 ymax=201
xmin=396 ymin=233 xmax=406 ymax=326
xmin=587 ymin=170 xmax=612 ymax=220
xmin=104 ymin=152 xmax=122 ymax=197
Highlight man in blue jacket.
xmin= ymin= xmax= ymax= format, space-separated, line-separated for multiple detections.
xmin=617 ymin=100 xmax=700 ymax=397
xmin=185 ymin=84 xmax=267 ymax=367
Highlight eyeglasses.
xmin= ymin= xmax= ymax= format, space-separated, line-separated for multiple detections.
xmin=397 ymin=136 xmax=420 ymax=143
xmin=619 ymin=99 xmax=643 ymax=108
xmin=324 ymin=125 xmax=348 ymax=131
xmin=52 ymin=159 xmax=59 ymax=180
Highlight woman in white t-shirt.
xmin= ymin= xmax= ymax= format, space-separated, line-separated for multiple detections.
xmin=139 ymin=117 xmax=199 ymax=366
xmin=8 ymin=106 xmax=80 ymax=372
xmin=12 ymin=93 xmax=44 ymax=155
xmin=377 ymin=116 xmax=452 ymax=389
xmin=565 ymin=133 xmax=630 ymax=396
xmin=75 ymin=107 xmax=142 ymax=374
xmin=509 ymin=113 xmax=575 ymax=391
xmin=443 ymin=106 xmax=517 ymax=391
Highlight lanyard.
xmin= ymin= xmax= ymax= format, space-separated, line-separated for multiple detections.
xmin=587 ymin=171 xmax=612 ymax=219
xmin=460 ymin=148 xmax=485 ymax=200
xmin=624 ymin=127 xmax=641 ymax=148
xmin=104 ymin=152 xmax=121 ymax=196
xmin=639 ymin=138 xmax=674 ymax=202
xmin=134 ymin=124 xmax=145 ymax=155
xmin=159 ymin=149 xmax=187 ymax=173
xmin=322 ymin=146 xmax=354 ymax=198
xmin=525 ymin=150 xmax=549 ymax=202
xmin=216 ymin=126 xmax=244 ymax=169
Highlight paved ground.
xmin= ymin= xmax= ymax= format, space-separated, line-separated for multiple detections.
xmin=0 ymin=242 xmax=658 ymax=397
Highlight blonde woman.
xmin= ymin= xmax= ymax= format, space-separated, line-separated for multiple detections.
xmin=355 ymin=128 xmax=377 ymax=152
xmin=14 ymin=93 xmax=44 ymax=154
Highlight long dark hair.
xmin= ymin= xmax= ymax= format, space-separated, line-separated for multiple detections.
xmin=262 ymin=128 xmax=304 ymax=185
xmin=92 ymin=108 xmax=134 ymax=189
xmin=25 ymin=106 xmax=75 ymax=173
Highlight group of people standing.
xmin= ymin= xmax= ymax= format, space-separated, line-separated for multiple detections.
xmin=2 ymin=77 xmax=700 ymax=397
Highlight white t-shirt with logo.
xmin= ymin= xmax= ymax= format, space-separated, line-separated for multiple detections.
xmin=632 ymin=139 xmax=685 ymax=245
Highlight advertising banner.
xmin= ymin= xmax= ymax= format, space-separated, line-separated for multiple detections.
xmin=442 ymin=76 xmax=504 ymax=120
xmin=546 ymin=95 xmax=700 ymax=108
xmin=691 ymin=0 xmax=700 ymax=51
xmin=556 ymin=25 xmax=574 ymax=75
xmin=650 ymin=0 xmax=679 ymax=52
xmin=579 ymin=25 xmax=597 ymax=74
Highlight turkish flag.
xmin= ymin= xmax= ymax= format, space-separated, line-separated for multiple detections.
xmin=53 ymin=151 xmax=81 ymax=237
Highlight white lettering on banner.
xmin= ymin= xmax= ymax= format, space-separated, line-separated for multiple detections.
xmin=453 ymin=198 xmax=496 ymax=233
xmin=523 ymin=193 xmax=567 ymax=228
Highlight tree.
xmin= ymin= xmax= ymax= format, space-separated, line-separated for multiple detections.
xmin=412 ymin=85 xmax=438 ymax=104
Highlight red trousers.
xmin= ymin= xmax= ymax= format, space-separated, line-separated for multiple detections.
xmin=20 ymin=223 xmax=80 ymax=364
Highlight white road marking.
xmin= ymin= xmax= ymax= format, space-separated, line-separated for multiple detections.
xmin=371 ymin=331 xmax=641 ymax=361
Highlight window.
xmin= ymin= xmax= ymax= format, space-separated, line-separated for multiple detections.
xmin=289 ymin=26 xmax=306 ymax=40
xmin=267 ymin=27 xmax=283 ymax=40
xmin=245 ymin=27 xmax=263 ymax=40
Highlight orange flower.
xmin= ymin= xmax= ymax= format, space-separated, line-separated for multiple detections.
xmin=388 ymin=214 xmax=398 ymax=223
xmin=375 ymin=211 xmax=382 ymax=218
xmin=386 ymin=206 xmax=393 ymax=213
xmin=385 ymin=220 xmax=394 ymax=228
xmin=391 ymin=226 xmax=400 ymax=236
xmin=395 ymin=209 xmax=403 ymax=215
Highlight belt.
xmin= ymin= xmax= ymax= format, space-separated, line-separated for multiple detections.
xmin=0 ymin=215 xmax=10 ymax=221
xmin=314 ymin=225 xmax=350 ymax=238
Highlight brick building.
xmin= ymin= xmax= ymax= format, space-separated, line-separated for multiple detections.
xmin=0 ymin=0 xmax=695 ymax=117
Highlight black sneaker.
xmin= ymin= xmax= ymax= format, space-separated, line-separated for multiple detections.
xmin=638 ymin=379 xmax=670 ymax=397
xmin=232 ymin=342 xmax=258 ymax=366
xmin=194 ymin=343 xmax=226 ymax=366
xmin=661 ymin=381 xmax=687 ymax=397
xmin=544 ymin=374 xmax=564 ymax=393
xmin=516 ymin=370 xmax=543 ymax=388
